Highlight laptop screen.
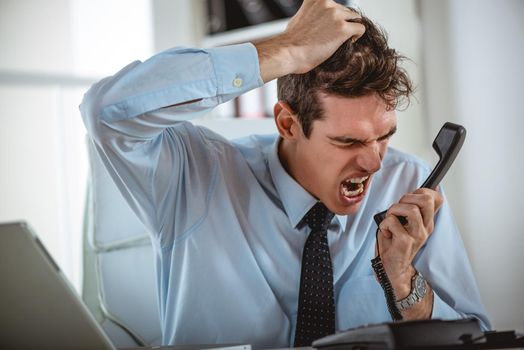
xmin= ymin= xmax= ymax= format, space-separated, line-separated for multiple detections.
xmin=0 ymin=221 xmax=115 ymax=350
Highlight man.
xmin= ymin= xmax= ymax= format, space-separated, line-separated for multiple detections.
xmin=81 ymin=0 xmax=490 ymax=348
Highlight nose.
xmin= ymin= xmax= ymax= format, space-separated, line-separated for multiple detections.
xmin=356 ymin=142 xmax=382 ymax=174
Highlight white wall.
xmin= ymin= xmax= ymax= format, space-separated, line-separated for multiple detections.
xmin=420 ymin=0 xmax=524 ymax=331
xmin=0 ymin=0 xmax=83 ymax=289
xmin=354 ymin=0 xmax=430 ymax=160
xmin=0 ymin=0 xmax=154 ymax=290
xmin=0 ymin=82 xmax=90 ymax=284
xmin=152 ymin=0 xmax=203 ymax=51
xmin=0 ymin=0 xmax=74 ymax=73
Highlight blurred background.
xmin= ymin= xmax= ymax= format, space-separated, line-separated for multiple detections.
xmin=0 ymin=0 xmax=523 ymax=333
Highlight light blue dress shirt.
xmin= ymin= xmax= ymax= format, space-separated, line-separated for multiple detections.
xmin=80 ymin=43 xmax=490 ymax=348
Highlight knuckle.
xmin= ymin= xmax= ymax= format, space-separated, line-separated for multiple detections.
xmin=408 ymin=205 xmax=420 ymax=217
xmin=385 ymin=205 xmax=397 ymax=216
xmin=401 ymin=193 xmax=417 ymax=203
xmin=382 ymin=215 xmax=395 ymax=226
xmin=422 ymin=193 xmax=433 ymax=202
xmin=398 ymin=195 xmax=409 ymax=204
xmin=405 ymin=234 xmax=416 ymax=246
xmin=335 ymin=18 xmax=346 ymax=30
xmin=317 ymin=1 xmax=330 ymax=13
xmin=413 ymin=188 xmax=424 ymax=195
xmin=417 ymin=188 xmax=432 ymax=195
xmin=414 ymin=230 xmax=427 ymax=242
xmin=328 ymin=7 xmax=339 ymax=19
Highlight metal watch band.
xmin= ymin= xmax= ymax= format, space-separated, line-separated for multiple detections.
xmin=395 ymin=271 xmax=427 ymax=311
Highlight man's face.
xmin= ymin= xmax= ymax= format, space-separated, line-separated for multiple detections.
xmin=278 ymin=93 xmax=397 ymax=215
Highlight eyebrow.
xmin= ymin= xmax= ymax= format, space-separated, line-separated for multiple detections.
xmin=328 ymin=126 xmax=397 ymax=145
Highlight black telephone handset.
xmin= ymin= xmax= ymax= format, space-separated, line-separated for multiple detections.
xmin=371 ymin=122 xmax=467 ymax=321
xmin=373 ymin=122 xmax=467 ymax=226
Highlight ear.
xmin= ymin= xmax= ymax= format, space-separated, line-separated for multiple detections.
xmin=273 ymin=101 xmax=302 ymax=140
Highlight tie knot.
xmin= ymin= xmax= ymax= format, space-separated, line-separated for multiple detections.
xmin=303 ymin=202 xmax=334 ymax=231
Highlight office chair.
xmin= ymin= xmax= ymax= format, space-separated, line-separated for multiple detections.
xmin=83 ymin=139 xmax=162 ymax=348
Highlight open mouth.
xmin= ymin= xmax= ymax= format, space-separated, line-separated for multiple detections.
xmin=340 ymin=176 xmax=369 ymax=198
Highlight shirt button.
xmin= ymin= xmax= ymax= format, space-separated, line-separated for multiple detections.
xmin=233 ymin=77 xmax=243 ymax=88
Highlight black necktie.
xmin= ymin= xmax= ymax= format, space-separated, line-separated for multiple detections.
xmin=294 ymin=202 xmax=336 ymax=347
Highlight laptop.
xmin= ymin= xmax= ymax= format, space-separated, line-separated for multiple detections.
xmin=0 ymin=221 xmax=253 ymax=350
xmin=0 ymin=221 xmax=116 ymax=349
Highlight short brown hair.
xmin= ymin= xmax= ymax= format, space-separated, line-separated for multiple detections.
xmin=277 ymin=16 xmax=413 ymax=137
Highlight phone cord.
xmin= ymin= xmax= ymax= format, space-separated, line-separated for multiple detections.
xmin=371 ymin=227 xmax=404 ymax=321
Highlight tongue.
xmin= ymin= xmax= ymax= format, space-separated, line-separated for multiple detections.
xmin=341 ymin=182 xmax=363 ymax=197
xmin=343 ymin=181 xmax=360 ymax=191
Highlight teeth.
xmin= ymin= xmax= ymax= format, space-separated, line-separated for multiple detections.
xmin=349 ymin=176 xmax=369 ymax=184
xmin=341 ymin=184 xmax=363 ymax=197
xmin=341 ymin=175 xmax=368 ymax=198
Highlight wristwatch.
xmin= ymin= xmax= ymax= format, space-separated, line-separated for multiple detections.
xmin=395 ymin=270 xmax=428 ymax=311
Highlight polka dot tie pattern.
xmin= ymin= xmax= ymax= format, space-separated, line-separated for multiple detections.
xmin=293 ymin=202 xmax=336 ymax=347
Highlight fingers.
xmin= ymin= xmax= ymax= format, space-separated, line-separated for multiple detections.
xmin=376 ymin=189 xmax=443 ymax=288
xmin=377 ymin=206 xmax=422 ymax=269
xmin=301 ymin=0 xmax=365 ymax=41
xmin=340 ymin=6 xmax=365 ymax=42
xmin=343 ymin=5 xmax=361 ymax=20
xmin=377 ymin=214 xmax=416 ymax=268
xmin=380 ymin=188 xmax=443 ymax=243
xmin=345 ymin=21 xmax=366 ymax=42
xmin=398 ymin=196 xmax=433 ymax=232
xmin=399 ymin=188 xmax=443 ymax=229
xmin=384 ymin=203 xmax=426 ymax=241
xmin=379 ymin=213 xmax=408 ymax=240
xmin=277 ymin=0 xmax=368 ymax=74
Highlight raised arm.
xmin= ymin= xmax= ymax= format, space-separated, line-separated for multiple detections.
xmin=80 ymin=44 xmax=264 ymax=240
xmin=79 ymin=0 xmax=365 ymax=243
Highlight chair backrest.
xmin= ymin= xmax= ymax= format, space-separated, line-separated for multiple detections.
xmin=83 ymin=140 xmax=162 ymax=348
xmin=82 ymin=118 xmax=277 ymax=347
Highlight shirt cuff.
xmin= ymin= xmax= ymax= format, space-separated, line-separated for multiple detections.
xmin=206 ymin=43 xmax=264 ymax=98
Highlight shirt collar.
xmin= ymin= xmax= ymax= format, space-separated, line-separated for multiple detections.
xmin=267 ymin=138 xmax=318 ymax=228
xmin=336 ymin=214 xmax=347 ymax=230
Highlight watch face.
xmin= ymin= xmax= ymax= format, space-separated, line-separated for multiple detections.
xmin=415 ymin=274 xmax=427 ymax=297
